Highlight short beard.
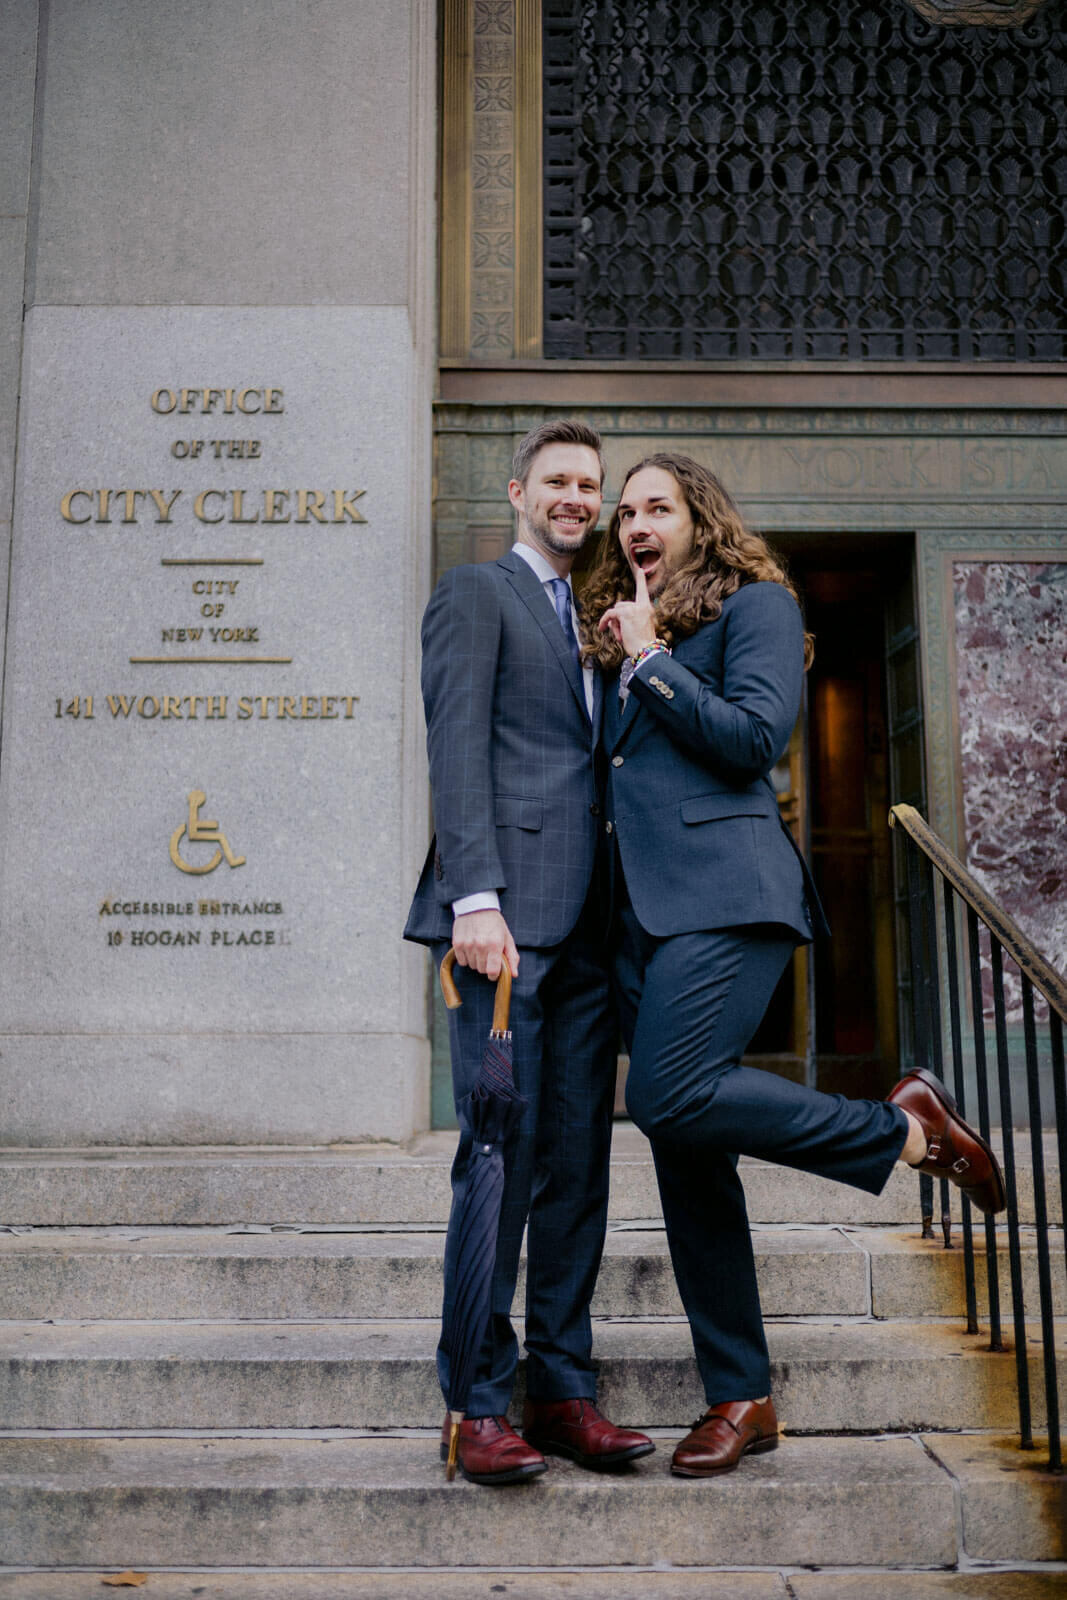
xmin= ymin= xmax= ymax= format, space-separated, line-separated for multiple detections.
xmin=525 ymin=508 xmax=592 ymax=559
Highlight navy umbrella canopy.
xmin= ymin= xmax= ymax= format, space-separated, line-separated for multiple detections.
xmin=438 ymin=949 xmax=526 ymax=1480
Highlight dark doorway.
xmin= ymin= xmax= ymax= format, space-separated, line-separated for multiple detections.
xmin=747 ymin=534 xmax=918 ymax=1102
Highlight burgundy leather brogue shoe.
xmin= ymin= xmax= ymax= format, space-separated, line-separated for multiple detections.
xmin=439 ymin=1414 xmax=547 ymax=1485
xmin=888 ymin=1068 xmax=1006 ymax=1215
xmin=522 ymin=1397 xmax=655 ymax=1469
xmin=671 ymin=1397 xmax=779 ymax=1477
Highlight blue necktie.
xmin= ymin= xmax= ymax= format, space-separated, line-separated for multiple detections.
xmin=548 ymin=577 xmax=582 ymax=672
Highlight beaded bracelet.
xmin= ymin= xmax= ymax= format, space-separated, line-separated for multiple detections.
xmin=628 ymin=638 xmax=671 ymax=673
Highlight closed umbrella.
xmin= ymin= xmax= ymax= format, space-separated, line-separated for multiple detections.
xmin=438 ymin=949 xmax=526 ymax=1480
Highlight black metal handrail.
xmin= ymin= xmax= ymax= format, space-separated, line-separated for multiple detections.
xmin=889 ymin=804 xmax=1066 ymax=1473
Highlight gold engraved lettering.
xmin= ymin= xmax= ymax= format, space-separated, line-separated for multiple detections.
xmin=152 ymin=387 xmax=283 ymax=415
xmin=230 ymin=489 xmax=259 ymax=524
xmin=263 ymin=489 xmax=290 ymax=523
xmin=169 ymin=789 xmax=245 ymax=876
xmin=148 ymin=489 xmax=182 ymax=522
xmin=96 ymin=489 xmax=112 ymax=523
xmin=296 ymin=490 xmax=327 ymax=523
xmin=119 ymin=490 xmax=144 ymax=523
xmin=332 ymin=488 xmax=367 ymax=523
xmin=194 ymin=489 xmax=226 ymax=523
xmin=61 ymin=490 xmax=93 ymax=524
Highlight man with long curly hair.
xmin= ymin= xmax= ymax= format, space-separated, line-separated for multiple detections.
xmin=581 ymin=451 xmax=1006 ymax=1478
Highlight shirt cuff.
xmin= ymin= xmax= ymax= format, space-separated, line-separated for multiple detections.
xmin=452 ymin=891 xmax=502 ymax=918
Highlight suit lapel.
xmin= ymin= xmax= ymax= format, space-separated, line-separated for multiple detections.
xmin=605 ymin=666 xmax=656 ymax=754
xmin=591 ymin=668 xmax=603 ymax=744
xmin=499 ymin=550 xmax=590 ymax=725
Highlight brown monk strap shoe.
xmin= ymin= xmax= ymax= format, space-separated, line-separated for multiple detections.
xmin=671 ymin=1397 xmax=779 ymax=1477
xmin=888 ymin=1067 xmax=1006 ymax=1216
xmin=439 ymin=1414 xmax=547 ymax=1485
xmin=523 ymin=1397 xmax=655 ymax=1469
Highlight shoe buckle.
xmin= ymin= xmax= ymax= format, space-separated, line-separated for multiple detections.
xmin=951 ymin=1156 xmax=970 ymax=1174
xmin=927 ymin=1138 xmax=942 ymax=1161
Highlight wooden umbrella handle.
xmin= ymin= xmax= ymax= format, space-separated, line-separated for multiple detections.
xmin=439 ymin=948 xmax=513 ymax=1034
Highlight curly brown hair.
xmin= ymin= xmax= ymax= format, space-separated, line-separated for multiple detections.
xmin=578 ymin=452 xmax=814 ymax=672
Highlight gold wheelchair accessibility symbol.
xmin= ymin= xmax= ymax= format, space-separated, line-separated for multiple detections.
xmin=169 ymin=790 xmax=246 ymax=875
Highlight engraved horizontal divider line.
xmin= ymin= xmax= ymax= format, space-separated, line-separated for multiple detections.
xmin=161 ymin=558 xmax=265 ymax=566
xmin=129 ymin=658 xmax=293 ymax=666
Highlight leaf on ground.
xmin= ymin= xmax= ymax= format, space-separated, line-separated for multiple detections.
xmin=101 ymin=1573 xmax=148 ymax=1588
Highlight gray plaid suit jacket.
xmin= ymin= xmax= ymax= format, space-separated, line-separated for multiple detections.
xmin=404 ymin=548 xmax=603 ymax=950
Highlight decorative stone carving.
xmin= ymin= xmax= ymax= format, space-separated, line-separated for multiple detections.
xmin=903 ymin=0 xmax=1051 ymax=24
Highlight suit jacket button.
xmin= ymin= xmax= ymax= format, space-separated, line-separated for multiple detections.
xmin=605 ymin=821 xmax=613 ymax=835
xmin=612 ymin=755 xmax=624 ymax=767
xmin=589 ymin=803 xmax=600 ymax=816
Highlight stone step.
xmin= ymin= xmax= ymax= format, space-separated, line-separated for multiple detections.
xmin=0 ymin=1225 xmax=866 ymax=1320
xmin=4 ymin=1136 xmax=1057 ymax=1227
xmin=1 ymin=1317 xmax=1063 ymax=1433
xmin=2 ymin=1577 xmax=1067 ymax=1600
xmin=0 ymin=1129 xmax=1058 ymax=1226
xmin=0 ymin=1222 xmax=1061 ymax=1323
xmin=0 ymin=1432 xmax=961 ymax=1568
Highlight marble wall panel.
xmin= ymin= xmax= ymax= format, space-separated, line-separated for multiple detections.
xmin=954 ymin=559 xmax=1067 ymax=1015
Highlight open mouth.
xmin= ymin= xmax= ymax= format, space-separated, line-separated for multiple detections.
xmin=629 ymin=542 xmax=661 ymax=574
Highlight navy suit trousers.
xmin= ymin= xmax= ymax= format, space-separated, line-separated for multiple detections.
xmin=612 ymin=876 xmax=908 ymax=1402
xmin=434 ymin=893 xmax=617 ymax=1417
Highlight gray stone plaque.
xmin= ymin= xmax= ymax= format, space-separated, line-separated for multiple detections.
xmin=0 ymin=307 xmax=428 ymax=1144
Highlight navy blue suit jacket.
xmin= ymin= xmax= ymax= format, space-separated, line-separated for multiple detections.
xmin=404 ymin=549 xmax=603 ymax=949
xmin=603 ymin=580 xmax=828 ymax=942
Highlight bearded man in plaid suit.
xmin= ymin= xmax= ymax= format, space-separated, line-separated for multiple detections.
xmin=404 ymin=420 xmax=653 ymax=1485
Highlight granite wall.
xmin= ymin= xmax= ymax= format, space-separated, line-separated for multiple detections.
xmin=0 ymin=0 xmax=436 ymax=1144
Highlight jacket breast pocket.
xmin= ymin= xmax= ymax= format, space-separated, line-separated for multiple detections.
xmin=679 ymin=793 xmax=777 ymax=825
xmin=494 ymin=794 xmax=543 ymax=831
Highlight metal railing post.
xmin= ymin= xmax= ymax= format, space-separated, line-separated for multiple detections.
xmin=990 ymin=939 xmax=1032 ymax=1451
xmin=1021 ymin=977 xmax=1061 ymax=1472
xmin=942 ymin=879 xmax=977 ymax=1330
xmin=966 ymin=907 xmax=1004 ymax=1353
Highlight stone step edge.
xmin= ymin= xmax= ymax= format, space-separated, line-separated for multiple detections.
xmin=1 ymin=1432 xmax=1060 ymax=1569
xmin=1 ymin=1140 xmax=1057 ymax=1229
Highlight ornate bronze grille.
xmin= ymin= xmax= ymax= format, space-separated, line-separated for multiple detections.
xmin=543 ymin=0 xmax=1067 ymax=360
